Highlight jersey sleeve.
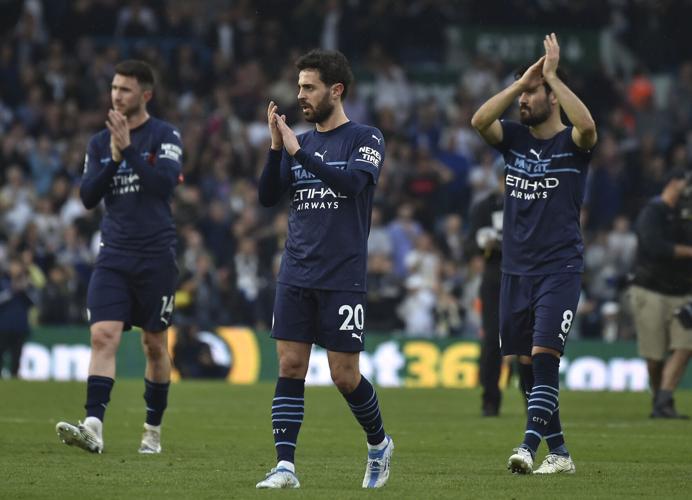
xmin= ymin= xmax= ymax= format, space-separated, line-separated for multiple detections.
xmin=490 ymin=120 xmax=522 ymax=155
xmin=258 ymin=148 xmax=292 ymax=206
xmin=121 ymin=125 xmax=183 ymax=198
xmin=79 ymin=135 xmax=120 ymax=209
xmin=347 ymin=128 xmax=385 ymax=184
xmin=567 ymin=126 xmax=594 ymax=164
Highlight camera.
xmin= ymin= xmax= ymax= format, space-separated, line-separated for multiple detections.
xmin=677 ymin=301 xmax=692 ymax=329
xmin=680 ymin=170 xmax=692 ymax=210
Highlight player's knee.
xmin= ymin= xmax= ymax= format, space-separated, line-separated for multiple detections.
xmin=141 ymin=335 xmax=167 ymax=361
xmin=330 ymin=367 xmax=359 ymax=394
xmin=90 ymin=325 xmax=120 ymax=353
xmin=278 ymin=354 xmax=308 ymax=378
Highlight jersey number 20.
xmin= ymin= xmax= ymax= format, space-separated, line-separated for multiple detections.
xmin=339 ymin=304 xmax=364 ymax=331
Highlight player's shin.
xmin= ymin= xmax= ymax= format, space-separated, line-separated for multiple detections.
xmin=544 ymin=408 xmax=568 ymax=456
xmin=521 ymin=353 xmax=560 ymax=455
xmin=272 ymin=377 xmax=305 ymax=466
xmin=518 ymin=361 xmax=534 ymax=408
xmin=85 ymin=375 xmax=114 ymax=422
xmin=343 ymin=376 xmax=386 ymax=446
xmin=144 ymin=379 xmax=170 ymax=426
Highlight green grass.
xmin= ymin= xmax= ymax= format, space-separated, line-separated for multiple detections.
xmin=0 ymin=380 xmax=690 ymax=499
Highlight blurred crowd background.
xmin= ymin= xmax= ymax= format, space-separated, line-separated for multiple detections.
xmin=1 ymin=0 xmax=691 ymax=342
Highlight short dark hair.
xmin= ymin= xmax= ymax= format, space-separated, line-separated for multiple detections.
xmin=514 ymin=64 xmax=568 ymax=94
xmin=114 ymin=60 xmax=155 ymax=89
xmin=663 ymin=166 xmax=690 ymax=186
xmin=295 ymin=49 xmax=353 ymax=100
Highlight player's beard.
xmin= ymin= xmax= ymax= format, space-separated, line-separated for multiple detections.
xmin=519 ymin=99 xmax=551 ymax=126
xmin=114 ymin=100 xmax=143 ymax=118
xmin=301 ymin=93 xmax=334 ymax=124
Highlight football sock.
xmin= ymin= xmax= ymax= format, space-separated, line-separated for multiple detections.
xmin=272 ymin=377 xmax=305 ymax=464
xmin=518 ymin=362 xmax=534 ymax=407
xmin=545 ymin=407 xmax=568 ymax=456
xmin=521 ymin=353 xmax=560 ymax=456
xmin=343 ymin=376 xmax=386 ymax=446
xmin=85 ymin=375 xmax=114 ymax=422
xmin=144 ymin=379 xmax=170 ymax=426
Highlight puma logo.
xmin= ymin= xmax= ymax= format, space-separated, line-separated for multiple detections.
xmin=351 ymin=332 xmax=364 ymax=342
xmin=371 ymin=134 xmax=382 ymax=145
xmin=529 ymin=148 xmax=542 ymax=160
xmin=314 ymin=150 xmax=327 ymax=161
xmin=558 ymin=333 xmax=565 ymax=344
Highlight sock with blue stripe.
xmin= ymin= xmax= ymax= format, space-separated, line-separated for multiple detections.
xmin=144 ymin=378 xmax=170 ymax=426
xmin=545 ymin=408 xmax=569 ymax=456
xmin=272 ymin=377 xmax=305 ymax=464
xmin=344 ymin=376 xmax=386 ymax=446
xmin=85 ymin=375 xmax=114 ymax=422
xmin=521 ymin=353 xmax=560 ymax=456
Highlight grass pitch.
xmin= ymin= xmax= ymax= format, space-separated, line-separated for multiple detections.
xmin=0 ymin=380 xmax=690 ymax=499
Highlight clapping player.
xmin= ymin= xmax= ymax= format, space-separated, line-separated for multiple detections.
xmin=56 ymin=60 xmax=183 ymax=455
xmin=471 ymin=34 xmax=597 ymax=474
xmin=256 ymin=49 xmax=393 ymax=489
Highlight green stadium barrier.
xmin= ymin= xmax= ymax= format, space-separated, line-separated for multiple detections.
xmin=14 ymin=326 xmax=692 ymax=391
xmin=449 ymin=26 xmax=600 ymax=69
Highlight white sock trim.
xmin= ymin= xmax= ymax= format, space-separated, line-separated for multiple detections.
xmin=277 ymin=460 xmax=295 ymax=473
xmin=83 ymin=416 xmax=103 ymax=436
xmin=367 ymin=436 xmax=388 ymax=451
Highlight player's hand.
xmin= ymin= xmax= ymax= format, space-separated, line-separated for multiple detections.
xmin=542 ymin=33 xmax=560 ymax=81
xmin=110 ymin=135 xmax=123 ymax=163
xmin=516 ymin=56 xmax=545 ymax=92
xmin=267 ymin=101 xmax=284 ymax=151
xmin=274 ymin=114 xmax=300 ymax=156
xmin=106 ymin=109 xmax=131 ymax=152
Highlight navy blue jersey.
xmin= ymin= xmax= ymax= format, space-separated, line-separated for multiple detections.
xmin=492 ymin=121 xmax=591 ymax=275
xmin=264 ymin=121 xmax=384 ymax=291
xmin=80 ymin=117 xmax=183 ymax=257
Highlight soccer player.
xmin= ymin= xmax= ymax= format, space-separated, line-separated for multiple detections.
xmin=255 ymin=49 xmax=393 ymax=489
xmin=471 ymin=33 xmax=597 ymax=474
xmin=56 ymin=60 xmax=183 ymax=454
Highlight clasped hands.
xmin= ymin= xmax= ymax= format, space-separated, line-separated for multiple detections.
xmin=106 ymin=110 xmax=131 ymax=163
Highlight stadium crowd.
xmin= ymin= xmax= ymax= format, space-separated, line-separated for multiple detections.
xmin=1 ymin=0 xmax=691 ymax=341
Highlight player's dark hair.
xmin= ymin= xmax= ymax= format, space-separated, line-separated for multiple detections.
xmin=114 ymin=60 xmax=155 ymax=89
xmin=514 ymin=64 xmax=568 ymax=94
xmin=295 ymin=49 xmax=353 ymax=100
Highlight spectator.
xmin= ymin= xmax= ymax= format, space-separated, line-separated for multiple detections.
xmin=0 ymin=257 xmax=36 ymax=377
xmin=38 ymin=264 xmax=74 ymax=325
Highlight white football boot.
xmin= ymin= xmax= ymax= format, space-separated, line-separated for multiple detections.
xmin=256 ymin=465 xmax=301 ymax=489
xmin=362 ymin=435 xmax=394 ymax=488
xmin=507 ymin=447 xmax=533 ymax=474
xmin=138 ymin=423 xmax=162 ymax=454
xmin=534 ymin=454 xmax=576 ymax=474
xmin=56 ymin=417 xmax=104 ymax=454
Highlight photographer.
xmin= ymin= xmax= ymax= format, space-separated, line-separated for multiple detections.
xmin=630 ymin=167 xmax=692 ymax=419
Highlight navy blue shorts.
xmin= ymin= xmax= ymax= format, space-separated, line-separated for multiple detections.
xmin=499 ymin=273 xmax=581 ymax=356
xmin=86 ymin=250 xmax=178 ymax=332
xmin=271 ymin=283 xmax=366 ymax=352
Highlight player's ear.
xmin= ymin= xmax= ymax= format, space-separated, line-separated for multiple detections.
xmin=142 ymin=89 xmax=153 ymax=104
xmin=548 ymin=90 xmax=558 ymax=106
xmin=331 ymin=83 xmax=344 ymax=100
